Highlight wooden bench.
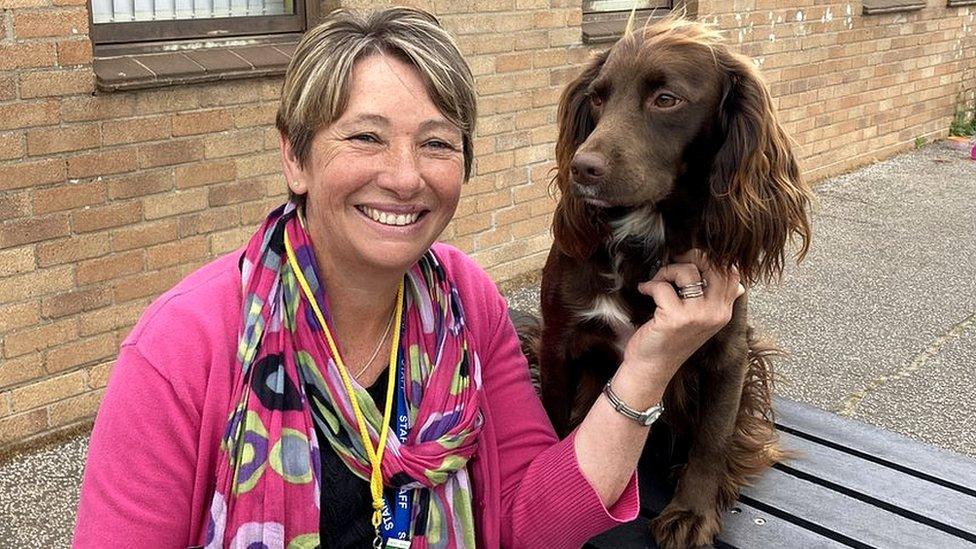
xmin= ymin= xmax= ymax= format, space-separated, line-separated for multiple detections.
xmin=586 ymin=398 xmax=976 ymax=548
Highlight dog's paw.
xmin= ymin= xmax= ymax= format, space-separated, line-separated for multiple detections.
xmin=650 ymin=503 xmax=721 ymax=549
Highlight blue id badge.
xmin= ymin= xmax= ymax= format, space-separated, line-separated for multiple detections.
xmin=383 ymin=343 xmax=413 ymax=548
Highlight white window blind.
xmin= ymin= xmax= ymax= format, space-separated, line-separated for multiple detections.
xmin=91 ymin=0 xmax=292 ymax=24
xmin=583 ymin=0 xmax=669 ymax=12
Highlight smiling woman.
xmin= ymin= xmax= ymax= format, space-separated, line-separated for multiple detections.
xmin=72 ymin=7 xmax=745 ymax=549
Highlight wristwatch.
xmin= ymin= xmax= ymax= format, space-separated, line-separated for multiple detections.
xmin=602 ymin=380 xmax=664 ymax=427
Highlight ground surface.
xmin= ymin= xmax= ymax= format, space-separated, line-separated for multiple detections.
xmin=2 ymin=141 xmax=974 ymax=546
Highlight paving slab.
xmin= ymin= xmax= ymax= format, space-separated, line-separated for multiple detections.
xmin=1 ymin=141 xmax=974 ymax=546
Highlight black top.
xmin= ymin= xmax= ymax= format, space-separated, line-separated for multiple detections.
xmin=312 ymin=368 xmax=396 ymax=549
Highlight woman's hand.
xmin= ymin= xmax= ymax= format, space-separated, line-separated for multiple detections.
xmin=622 ymin=249 xmax=745 ymax=384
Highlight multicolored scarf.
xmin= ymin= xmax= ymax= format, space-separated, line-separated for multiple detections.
xmin=205 ymin=202 xmax=483 ymax=548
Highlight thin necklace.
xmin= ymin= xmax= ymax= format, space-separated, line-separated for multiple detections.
xmin=355 ymin=306 xmax=397 ymax=379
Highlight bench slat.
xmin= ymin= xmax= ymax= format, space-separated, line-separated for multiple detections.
xmin=774 ymin=398 xmax=976 ymax=495
xmin=585 ymin=501 xmax=848 ymax=549
xmin=778 ymin=430 xmax=976 ymax=538
xmin=742 ymin=466 xmax=974 ymax=548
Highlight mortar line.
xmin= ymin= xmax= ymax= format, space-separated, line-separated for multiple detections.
xmin=836 ymin=312 xmax=976 ymax=417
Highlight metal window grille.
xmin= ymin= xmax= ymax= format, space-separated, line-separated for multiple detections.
xmin=91 ymin=0 xmax=293 ymax=24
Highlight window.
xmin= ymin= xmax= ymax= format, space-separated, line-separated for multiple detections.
xmin=582 ymin=0 xmax=674 ymax=44
xmin=89 ymin=0 xmax=317 ymax=91
xmin=90 ymin=0 xmax=308 ymax=44
xmin=861 ymin=0 xmax=925 ymax=15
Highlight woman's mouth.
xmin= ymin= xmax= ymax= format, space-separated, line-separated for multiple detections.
xmin=356 ymin=205 xmax=426 ymax=227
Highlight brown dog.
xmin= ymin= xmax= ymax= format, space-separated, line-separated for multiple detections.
xmin=536 ymin=18 xmax=813 ymax=548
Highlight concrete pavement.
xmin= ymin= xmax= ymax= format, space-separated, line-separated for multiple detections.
xmin=2 ymin=140 xmax=975 ymax=546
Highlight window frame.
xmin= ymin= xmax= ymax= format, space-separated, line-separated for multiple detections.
xmin=88 ymin=0 xmax=309 ymax=46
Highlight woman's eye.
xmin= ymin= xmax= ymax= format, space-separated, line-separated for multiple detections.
xmin=350 ymin=133 xmax=379 ymax=144
xmin=589 ymin=94 xmax=603 ymax=108
xmin=425 ymin=139 xmax=456 ymax=151
xmin=653 ymin=93 xmax=681 ymax=108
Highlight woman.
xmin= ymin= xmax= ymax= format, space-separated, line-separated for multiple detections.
xmin=74 ymin=7 xmax=743 ymax=548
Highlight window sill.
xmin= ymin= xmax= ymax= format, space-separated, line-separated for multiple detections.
xmin=862 ymin=0 xmax=926 ymax=15
xmin=582 ymin=10 xmax=660 ymax=45
xmin=93 ymin=37 xmax=298 ymax=92
xmin=947 ymin=0 xmax=976 ymax=7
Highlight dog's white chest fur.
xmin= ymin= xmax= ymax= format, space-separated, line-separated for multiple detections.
xmin=578 ymin=293 xmax=636 ymax=352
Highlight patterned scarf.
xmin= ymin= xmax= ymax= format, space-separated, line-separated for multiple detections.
xmin=205 ymin=202 xmax=483 ymax=548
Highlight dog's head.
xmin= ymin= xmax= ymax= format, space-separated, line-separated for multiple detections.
xmin=551 ymin=18 xmax=812 ymax=283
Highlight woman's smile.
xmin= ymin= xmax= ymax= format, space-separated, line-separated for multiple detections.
xmin=355 ymin=204 xmax=428 ymax=228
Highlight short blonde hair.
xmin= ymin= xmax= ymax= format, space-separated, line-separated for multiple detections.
xmin=276 ymin=7 xmax=477 ymax=204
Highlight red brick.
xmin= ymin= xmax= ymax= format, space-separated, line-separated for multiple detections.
xmin=177 ymin=206 xmax=240 ymax=237
xmin=0 ymin=409 xmax=48 ymax=446
xmin=44 ymin=333 xmax=116 ymax=374
xmin=56 ymin=39 xmax=92 ymax=66
xmin=77 ymin=301 xmax=145 ymax=337
xmin=0 ymin=132 xmax=25 ymax=161
xmin=175 ymin=159 xmax=236 ymax=188
xmin=27 ymin=124 xmax=101 ymax=156
xmin=0 ymin=353 xmax=44 ymax=391
xmin=32 ymin=181 xmax=105 ymax=214
xmin=134 ymin=87 xmax=202 ymax=115
xmin=0 ymin=266 xmax=73 ymax=304
xmin=113 ymin=266 xmax=182 ymax=302
xmin=67 ymin=148 xmax=139 ymax=178
xmin=47 ymin=388 xmax=105 ymax=427
xmin=14 ymin=9 xmax=88 ymax=39
xmin=110 ymin=219 xmax=181 ymax=256
xmin=209 ymin=179 xmax=265 ymax=207
xmin=105 ymin=170 xmax=174 ymax=199
xmin=142 ymin=188 xmax=208 ymax=219
xmin=20 ymin=69 xmax=94 ymax=98
xmin=138 ymin=139 xmax=204 ymax=168
xmin=3 ymin=319 xmax=77 ymax=359
xmin=0 ymin=192 xmax=31 ymax=221
xmin=36 ymin=234 xmax=109 ymax=267
xmin=40 ymin=286 xmax=112 ymax=319
xmin=88 ymin=360 xmax=115 ymax=388
xmin=0 ymin=100 xmax=60 ymax=131
xmin=0 ymin=0 xmax=50 ymax=7
xmin=0 ymin=42 xmax=57 ymax=71
xmin=172 ymin=109 xmax=233 ymax=136
xmin=8 ymin=369 xmax=86 ymax=412
xmin=71 ymin=201 xmax=142 ymax=233
xmin=233 ymin=103 xmax=277 ymax=128
xmin=209 ymin=227 xmax=250 ymax=255
xmin=102 ymin=115 xmax=171 ymax=145
xmin=203 ymin=129 xmax=264 ymax=159
xmin=0 ymin=77 xmax=15 ymax=101
xmin=145 ymin=235 xmax=209 ymax=270
xmin=75 ymin=250 xmax=144 ymax=285
xmin=61 ymin=95 xmax=135 ymax=122
xmin=235 ymin=152 xmax=279 ymax=179
xmin=0 ymin=213 xmax=70 ymax=248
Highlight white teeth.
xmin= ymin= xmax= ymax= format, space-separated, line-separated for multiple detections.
xmin=359 ymin=206 xmax=421 ymax=226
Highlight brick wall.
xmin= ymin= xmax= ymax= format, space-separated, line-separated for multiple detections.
xmin=699 ymin=0 xmax=976 ymax=180
xmin=0 ymin=0 xmax=974 ymax=451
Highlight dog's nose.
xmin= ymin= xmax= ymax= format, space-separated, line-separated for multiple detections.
xmin=570 ymin=152 xmax=607 ymax=186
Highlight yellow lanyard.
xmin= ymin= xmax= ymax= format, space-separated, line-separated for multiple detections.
xmin=283 ymin=229 xmax=403 ymax=547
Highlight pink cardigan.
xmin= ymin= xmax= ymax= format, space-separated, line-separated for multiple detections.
xmin=74 ymin=243 xmax=638 ymax=548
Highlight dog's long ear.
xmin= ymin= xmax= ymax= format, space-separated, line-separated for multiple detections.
xmin=702 ymin=52 xmax=813 ymax=284
xmin=550 ymin=52 xmax=609 ymax=261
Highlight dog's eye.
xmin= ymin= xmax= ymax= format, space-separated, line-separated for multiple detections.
xmin=653 ymin=93 xmax=681 ymax=109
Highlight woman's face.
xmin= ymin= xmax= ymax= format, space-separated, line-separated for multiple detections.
xmin=281 ymin=53 xmax=464 ymax=278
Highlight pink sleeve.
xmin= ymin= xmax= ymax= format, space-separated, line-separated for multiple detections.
xmin=73 ymin=344 xmax=199 ymax=548
xmin=482 ymin=299 xmax=640 ymax=548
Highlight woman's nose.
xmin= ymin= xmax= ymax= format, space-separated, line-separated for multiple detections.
xmin=378 ymin=144 xmax=424 ymax=199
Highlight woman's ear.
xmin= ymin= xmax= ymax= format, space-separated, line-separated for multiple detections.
xmin=279 ymin=131 xmax=309 ymax=195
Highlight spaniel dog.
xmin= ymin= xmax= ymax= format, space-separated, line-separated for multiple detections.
xmin=535 ymin=18 xmax=813 ymax=548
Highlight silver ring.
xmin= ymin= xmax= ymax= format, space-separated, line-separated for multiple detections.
xmin=677 ymin=280 xmax=707 ymax=299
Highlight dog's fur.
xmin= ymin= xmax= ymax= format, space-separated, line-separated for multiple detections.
xmin=535 ymin=18 xmax=813 ymax=548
